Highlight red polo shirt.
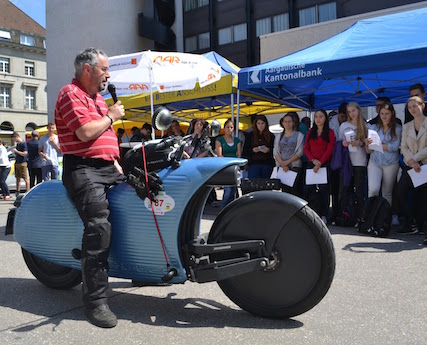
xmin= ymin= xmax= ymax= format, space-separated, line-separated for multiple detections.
xmin=55 ymin=78 xmax=119 ymax=161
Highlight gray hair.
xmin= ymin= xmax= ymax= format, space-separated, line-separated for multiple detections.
xmin=74 ymin=48 xmax=107 ymax=78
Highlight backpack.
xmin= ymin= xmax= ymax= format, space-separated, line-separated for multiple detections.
xmin=335 ymin=190 xmax=358 ymax=227
xmin=358 ymin=196 xmax=392 ymax=237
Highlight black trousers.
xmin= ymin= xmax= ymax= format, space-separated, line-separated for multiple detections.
xmin=397 ymin=169 xmax=427 ymax=227
xmin=63 ymin=155 xmax=124 ymax=309
xmin=29 ymin=167 xmax=42 ymax=188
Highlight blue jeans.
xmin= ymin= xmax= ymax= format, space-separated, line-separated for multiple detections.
xmin=222 ymin=186 xmax=237 ymax=208
xmin=248 ymin=164 xmax=273 ymax=179
xmin=0 ymin=166 xmax=11 ymax=196
xmin=42 ymin=165 xmax=59 ymax=181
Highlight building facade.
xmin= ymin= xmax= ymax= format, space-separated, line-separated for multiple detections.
xmin=45 ymin=0 xmax=183 ymax=121
xmin=0 ymin=0 xmax=47 ymax=142
xmin=183 ymin=0 xmax=427 ymax=67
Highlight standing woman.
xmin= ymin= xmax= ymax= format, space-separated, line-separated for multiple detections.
xmin=243 ymin=115 xmax=275 ymax=179
xmin=365 ymin=102 xmax=401 ymax=208
xmin=0 ymin=141 xmax=11 ymax=200
xmin=304 ymin=109 xmax=335 ymax=224
xmin=216 ymin=119 xmax=242 ymax=208
xmin=339 ymin=102 xmax=368 ymax=224
xmin=397 ymin=96 xmax=427 ymax=240
xmin=273 ymin=113 xmax=305 ymax=196
xmin=183 ymin=118 xmax=209 ymax=159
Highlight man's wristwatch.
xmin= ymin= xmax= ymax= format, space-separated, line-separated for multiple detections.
xmin=106 ymin=114 xmax=113 ymax=125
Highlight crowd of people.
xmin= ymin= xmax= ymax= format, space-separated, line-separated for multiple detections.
xmin=148 ymin=84 xmax=426 ymax=248
xmin=0 ymin=123 xmax=61 ymax=200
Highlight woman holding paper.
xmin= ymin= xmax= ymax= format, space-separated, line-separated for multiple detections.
xmin=273 ymin=113 xmax=305 ymax=196
xmin=397 ymin=96 xmax=427 ymax=237
xmin=339 ymin=102 xmax=368 ymax=225
xmin=304 ymin=109 xmax=335 ymax=224
xmin=365 ymin=102 xmax=402 ymax=208
xmin=243 ymin=115 xmax=275 ymax=179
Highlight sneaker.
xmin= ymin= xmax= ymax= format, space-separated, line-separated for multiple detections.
xmin=423 ymin=236 xmax=427 ymax=246
xmin=391 ymin=215 xmax=400 ymax=226
xmin=321 ymin=216 xmax=327 ymax=225
xmin=85 ymin=304 xmax=117 ymax=328
xmin=397 ymin=222 xmax=419 ymax=235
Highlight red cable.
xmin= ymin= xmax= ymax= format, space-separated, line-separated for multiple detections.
xmin=141 ymin=144 xmax=170 ymax=267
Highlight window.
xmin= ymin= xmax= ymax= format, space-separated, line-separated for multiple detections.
xmin=0 ymin=30 xmax=11 ymax=41
xmin=184 ymin=0 xmax=197 ymax=11
xmin=256 ymin=17 xmax=272 ymax=37
xmin=218 ymin=27 xmax=232 ymax=45
xmin=299 ymin=7 xmax=316 ymax=26
xmin=25 ymin=61 xmax=35 ymax=77
xmin=25 ymin=88 xmax=36 ymax=110
xmin=0 ymin=86 xmax=11 ymax=108
xmin=198 ymin=0 xmax=209 ymax=6
xmin=319 ymin=2 xmax=337 ymax=23
xmin=0 ymin=57 xmax=10 ymax=73
xmin=273 ymin=13 xmax=289 ymax=32
xmin=233 ymin=23 xmax=247 ymax=42
xmin=218 ymin=23 xmax=247 ymax=46
xmin=185 ymin=36 xmax=197 ymax=52
xmin=20 ymin=35 xmax=35 ymax=46
xmin=198 ymin=32 xmax=210 ymax=50
xmin=299 ymin=2 xmax=336 ymax=27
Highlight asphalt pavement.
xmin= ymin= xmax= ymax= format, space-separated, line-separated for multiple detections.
xmin=0 ymin=193 xmax=425 ymax=345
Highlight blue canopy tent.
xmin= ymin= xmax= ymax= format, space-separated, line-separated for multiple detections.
xmin=238 ymin=7 xmax=427 ymax=110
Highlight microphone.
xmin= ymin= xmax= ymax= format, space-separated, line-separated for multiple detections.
xmin=107 ymin=84 xmax=118 ymax=103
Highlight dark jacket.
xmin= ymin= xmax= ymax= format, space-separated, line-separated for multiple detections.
xmin=331 ymin=140 xmax=353 ymax=187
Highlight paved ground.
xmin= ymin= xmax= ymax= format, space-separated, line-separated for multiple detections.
xmin=0 ymin=193 xmax=425 ymax=345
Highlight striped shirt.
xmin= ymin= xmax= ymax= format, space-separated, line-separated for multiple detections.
xmin=54 ymin=78 xmax=119 ymax=161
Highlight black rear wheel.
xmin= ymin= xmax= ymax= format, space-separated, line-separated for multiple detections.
xmin=22 ymin=248 xmax=82 ymax=289
xmin=216 ymin=205 xmax=335 ymax=318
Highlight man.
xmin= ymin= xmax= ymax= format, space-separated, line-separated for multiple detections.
xmin=368 ymin=97 xmax=402 ymax=126
xmin=11 ymin=132 xmax=30 ymax=195
xmin=140 ymin=123 xmax=152 ymax=141
xmin=129 ymin=126 xmax=142 ymax=142
xmin=404 ymin=83 xmax=427 ymax=123
xmin=27 ymin=130 xmax=43 ymax=188
xmin=38 ymin=122 xmax=61 ymax=181
xmin=329 ymin=102 xmax=348 ymax=139
xmin=55 ymin=48 xmax=125 ymax=328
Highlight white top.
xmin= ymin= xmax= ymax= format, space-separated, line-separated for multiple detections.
xmin=338 ymin=121 xmax=367 ymax=167
xmin=39 ymin=134 xmax=60 ymax=166
xmin=0 ymin=146 xmax=11 ymax=168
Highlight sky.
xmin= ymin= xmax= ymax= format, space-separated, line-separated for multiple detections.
xmin=10 ymin=0 xmax=46 ymax=28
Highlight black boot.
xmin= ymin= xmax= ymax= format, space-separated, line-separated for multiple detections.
xmin=85 ymin=304 xmax=117 ymax=328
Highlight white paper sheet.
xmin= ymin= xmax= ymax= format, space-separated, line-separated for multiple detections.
xmin=344 ymin=130 xmax=357 ymax=152
xmin=277 ymin=168 xmax=298 ymax=187
xmin=305 ymin=167 xmax=328 ymax=185
xmin=407 ymin=164 xmax=427 ymax=188
xmin=367 ymin=129 xmax=384 ymax=153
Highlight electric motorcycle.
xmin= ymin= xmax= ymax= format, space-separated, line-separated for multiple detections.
xmin=12 ymin=108 xmax=335 ymax=319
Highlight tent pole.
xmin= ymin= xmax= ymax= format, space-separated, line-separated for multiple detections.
xmin=236 ymin=89 xmax=240 ymax=137
xmin=231 ymin=93 xmax=234 ymax=136
xmin=150 ymin=66 xmax=155 ymax=140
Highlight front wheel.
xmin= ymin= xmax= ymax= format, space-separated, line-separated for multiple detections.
xmin=22 ymin=248 xmax=82 ymax=289
xmin=216 ymin=205 xmax=335 ymax=318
